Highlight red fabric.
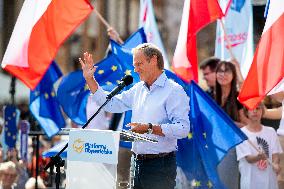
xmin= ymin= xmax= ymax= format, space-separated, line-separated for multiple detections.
xmin=238 ymin=13 xmax=284 ymax=109
xmin=172 ymin=0 xmax=223 ymax=83
xmin=4 ymin=0 xmax=93 ymax=89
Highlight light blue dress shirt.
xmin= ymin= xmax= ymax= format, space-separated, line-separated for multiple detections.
xmin=90 ymin=72 xmax=190 ymax=154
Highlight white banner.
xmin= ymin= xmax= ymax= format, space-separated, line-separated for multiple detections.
xmin=215 ymin=0 xmax=254 ymax=78
xmin=66 ymin=129 xmax=120 ymax=189
xmin=139 ymin=0 xmax=170 ymax=70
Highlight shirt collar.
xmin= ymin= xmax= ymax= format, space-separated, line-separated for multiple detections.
xmin=143 ymin=71 xmax=167 ymax=89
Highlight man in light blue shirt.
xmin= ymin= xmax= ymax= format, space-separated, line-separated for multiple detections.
xmin=80 ymin=43 xmax=190 ymax=189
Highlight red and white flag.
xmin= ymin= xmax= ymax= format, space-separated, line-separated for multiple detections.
xmin=172 ymin=0 xmax=224 ymax=83
xmin=238 ymin=0 xmax=284 ymax=109
xmin=1 ymin=0 xmax=93 ymax=89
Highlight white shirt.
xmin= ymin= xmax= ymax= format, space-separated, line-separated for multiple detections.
xmin=236 ymin=126 xmax=283 ymax=189
xmin=90 ymin=72 xmax=190 ymax=154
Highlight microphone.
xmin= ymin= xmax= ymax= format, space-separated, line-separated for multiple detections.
xmin=106 ymin=75 xmax=133 ymax=99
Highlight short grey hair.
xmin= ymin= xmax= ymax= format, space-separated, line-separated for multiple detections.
xmin=132 ymin=43 xmax=164 ymax=70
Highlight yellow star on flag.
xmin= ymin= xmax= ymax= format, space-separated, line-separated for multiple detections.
xmin=98 ymin=70 xmax=104 ymax=74
xmin=203 ymin=132 xmax=206 ymax=138
xmin=207 ymin=181 xmax=213 ymax=188
xmin=84 ymin=84 xmax=89 ymax=91
xmin=191 ymin=179 xmax=201 ymax=188
xmin=111 ymin=65 xmax=117 ymax=71
xmin=106 ymin=81 xmax=112 ymax=85
xmin=44 ymin=93 xmax=49 ymax=99
xmin=125 ymin=70 xmax=132 ymax=75
xmin=188 ymin=132 xmax=193 ymax=139
xmin=51 ymin=91 xmax=56 ymax=97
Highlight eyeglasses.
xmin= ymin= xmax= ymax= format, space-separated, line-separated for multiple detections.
xmin=216 ymin=69 xmax=232 ymax=74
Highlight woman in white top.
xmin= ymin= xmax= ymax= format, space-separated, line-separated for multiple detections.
xmin=236 ymin=103 xmax=283 ymax=189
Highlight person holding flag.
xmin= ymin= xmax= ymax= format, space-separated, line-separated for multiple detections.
xmin=236 ymin=103 xmax=282 ymax=189
xmin=80 ymin=43 xmax=190 ymax=189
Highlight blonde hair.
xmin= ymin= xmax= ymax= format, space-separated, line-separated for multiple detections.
xmin=0 ymin=161 xmax=17 ymax=172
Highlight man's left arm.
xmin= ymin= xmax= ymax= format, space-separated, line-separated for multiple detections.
xmin=161 ymin=88 xmax=190 ymax=139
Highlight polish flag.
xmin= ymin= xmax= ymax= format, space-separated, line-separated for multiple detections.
xmin=1 ymin=0 xmax=93 ymax=90
xmin=172 ymin=0 xmax=224 ymax=83
xmin=238 ymin=0 xmax=284 ymax=109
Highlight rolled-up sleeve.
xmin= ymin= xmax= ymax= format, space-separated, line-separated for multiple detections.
xmin=161 ymin=87 xmax=190 ymax=139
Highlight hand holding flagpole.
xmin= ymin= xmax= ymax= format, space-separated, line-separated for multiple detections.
xmin=247 ymin=139 xmax=273 ymax=166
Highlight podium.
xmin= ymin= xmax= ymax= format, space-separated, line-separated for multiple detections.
xmin=66 ymin=129 xmax=157 ymax=189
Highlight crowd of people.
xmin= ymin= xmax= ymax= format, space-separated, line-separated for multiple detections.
xmin=80 ymin=41 xmax=283 ymax=189
xmin=200 ymin=57 xmax=283 ymax=189
xmin=0 ymin=29 xmax=282 ymax=188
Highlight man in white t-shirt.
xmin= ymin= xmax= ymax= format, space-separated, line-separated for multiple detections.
xmin=236 ymin=103 xmax=283 ymax=189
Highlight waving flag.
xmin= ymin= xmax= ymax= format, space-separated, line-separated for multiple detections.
xmin=177 ymin=81 xmax=247 ymax=188
xmin=30 ymin=62 xmax=65 ymax=137
xmin=215 ymin=0 xmax=254 ymax=78
xmin=139 ymin=0 xmax=170 ymax=70
xmin=172 ymin=0 xmax=223 ymax=83
xmin=3 ymin=105 xmax=20 ymax=149
xmin=1 ymin=0 xmax=93 ymax=89
xmin=57 ymin=70 xmax=90 ymax=125
xmin=238 ymin=0 xmax=284 ymax=109
xmin=57 ymin=54 xmax=128 ymax=125
xmin=57 ymin=28 xmax=147 ymax=125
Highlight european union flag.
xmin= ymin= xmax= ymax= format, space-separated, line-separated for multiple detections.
xmin=57 ymin=54 xmax=125 ymax=125
xmin=57 ymin=70 xmax=90 ymax=125
xmin=29 ymin=62 xmax=65 ymax=138
xmin=57 ymin=28 xmax=147 ymax=126
xmin=176 ymin=81 xmax=247 ymax=189
xmin=3 ymin=105 xmax=20 ymax=148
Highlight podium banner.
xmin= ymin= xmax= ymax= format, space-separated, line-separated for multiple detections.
xmin=66 ymin=129 xmax=120 ymax=189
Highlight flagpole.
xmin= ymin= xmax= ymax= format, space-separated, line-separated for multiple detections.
xmin=219 ymin=19 xmax=236 ymax=60
xmin=247 ymin=139 xmax=273 ymax=165
xmin=219 ymin=18 xmax=244 ymax=86
xmin=93 ymin=8 xmax=124 ymax=44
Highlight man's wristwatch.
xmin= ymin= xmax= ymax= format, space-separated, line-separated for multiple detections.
xmin=147 ymin=123 xmax=153 ymax=134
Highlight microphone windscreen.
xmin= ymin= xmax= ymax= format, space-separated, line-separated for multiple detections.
xmin=122 ymin=75 xmax=133 ymax=86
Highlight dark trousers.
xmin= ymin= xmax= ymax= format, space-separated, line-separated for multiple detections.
xmin=130 ymin=154 xmax=177 ymax=189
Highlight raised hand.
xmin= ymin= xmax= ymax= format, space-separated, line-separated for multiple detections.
xmin=79 ymin=52 xmax=99 ymax=93
xmin=79 ymin=52 xmax=97 ymax=81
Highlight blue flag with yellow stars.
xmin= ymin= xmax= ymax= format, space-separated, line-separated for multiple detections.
xmin=3 ymin=105 xmax=20 ymax=148
xmin=29 ymin=61 xmax=65 ymax=138
xmin=176 ymin=81 xmax=248 ymax=189
xmin=57 ymin=28 xmax=147 ymax=126
xmin=57 ymin=54 xmax=126 ymax=125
